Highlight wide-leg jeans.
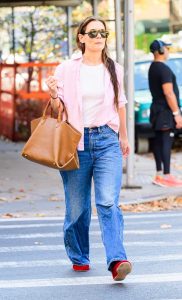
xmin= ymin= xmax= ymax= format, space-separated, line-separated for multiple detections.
xmin=60 ymin=125 xmax=127 ymax=270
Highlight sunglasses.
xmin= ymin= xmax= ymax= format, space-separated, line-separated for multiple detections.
xmin=84 ymin=29 xmax=109 ymax=39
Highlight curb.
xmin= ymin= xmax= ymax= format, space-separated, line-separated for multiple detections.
xmin=120 ymin=191 xmax=182 ymax=205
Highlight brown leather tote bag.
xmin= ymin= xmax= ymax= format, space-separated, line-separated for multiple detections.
xmin=21 ymin=100 xmax=82 ymax=170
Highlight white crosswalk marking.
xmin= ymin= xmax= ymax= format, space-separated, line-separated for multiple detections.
xmin=0 ymin=212 xmax=182 ymax=222
xmin=0 ymin=218 xmax=180 ymax=229
xmin=0 ymin=240 xmax=182 ymax=253
xmin=124 ymin=212 xmax=182 ymax=219
xmin=0 ymin=216 xmax=98 ymax=222
xmin=0 ymin=254 xmax=182 ymax=269
xmin=0 ymin=228 xmax=182 ymax=239
xmin=0 ymin=219 xmax=170 ymax=228
xmin=0 ymin=223 xmax=63 ymax=229
xmin=0 ymin=273 xmax=182 ymax=288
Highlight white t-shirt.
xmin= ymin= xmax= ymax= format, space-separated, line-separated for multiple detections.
xmin=80 ymin=63 xmax=105 ymax=127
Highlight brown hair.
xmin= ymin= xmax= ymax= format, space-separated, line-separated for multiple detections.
xmin=76 ymin=16 xmax=119 ymax=109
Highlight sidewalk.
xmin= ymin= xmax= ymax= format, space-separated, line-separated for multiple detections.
xmin=0 ymin=139 xmax=181 ymax=218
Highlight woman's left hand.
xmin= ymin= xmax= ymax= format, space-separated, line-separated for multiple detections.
xmin=119 ymin=138 xmax=130 ymax=158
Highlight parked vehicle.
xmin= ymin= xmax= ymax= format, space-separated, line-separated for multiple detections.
xmin=134 ymin=55 xmax=182 ymax=153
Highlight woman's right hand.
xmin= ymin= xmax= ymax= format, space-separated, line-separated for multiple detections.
xmin=45 ymin=76 xmax=58 ymax=98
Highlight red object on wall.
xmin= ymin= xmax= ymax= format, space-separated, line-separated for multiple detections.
xmin=0 ymin=62 xmax=58 ymax=141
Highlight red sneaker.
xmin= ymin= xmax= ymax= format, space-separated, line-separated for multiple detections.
xmin=72 ymin=264 xmax=90 ymax=272
xmin=111 ymin=260 xmax=132 ymax=281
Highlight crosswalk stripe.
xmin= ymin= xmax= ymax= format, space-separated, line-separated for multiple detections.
xmin=0 ymin=273 xmax=182 ymax=288
xmin=0 ymin=240 xmax=182 ymax=253
xmin=0 ymin=219 xmax=179 ymax=229
xmin=0 ymin=228 xmax=182 ymax=239
xmin=124 ymin=213 xmax=182 ymax=219
xmin=0 ymin=223 xmax=63 ymax=229
xmin=0 ymin=245 xmax=65 ymax=252
xmin=0 ymin=216 xmax=97 ymax=222
xmin=0 ymin=212 xmax=182 ymax=223
xmin=0 ymin=233 xmax=61 ymax=239
xmin=125 ymin=228 xmax=182 ymax=234
xmin=1 ymin=254 xmax=182 ymax=268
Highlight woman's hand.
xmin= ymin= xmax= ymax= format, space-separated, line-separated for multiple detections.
xmin=45 ymin=76 xmax=58 ymax=98
xmin=45 ymin=76 xmax=63 ymax=112
xmin=119 ymin=138 xmax=130 ymax=158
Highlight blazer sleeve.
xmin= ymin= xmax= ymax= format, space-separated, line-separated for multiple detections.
xmin=54 ymin=63 xmax=64 ymax=101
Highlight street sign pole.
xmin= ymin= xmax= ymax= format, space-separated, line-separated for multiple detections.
xmin=114 ymin=0 xmax=122 ymax=64
xmin=92 ymin=0 xmax=98 ymax=17
xmin=124 ymin=0 xmax=135 ymax=186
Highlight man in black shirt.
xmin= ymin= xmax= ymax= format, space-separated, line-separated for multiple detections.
xmin=148 ymin=39 xmax=182 ymax=187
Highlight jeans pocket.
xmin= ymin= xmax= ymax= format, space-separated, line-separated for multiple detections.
xmin=105 ymin=125 xmax=119 ymax=137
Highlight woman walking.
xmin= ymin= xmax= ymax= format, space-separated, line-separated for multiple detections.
xmin=46 ymin=16 xmax=132 ymax=281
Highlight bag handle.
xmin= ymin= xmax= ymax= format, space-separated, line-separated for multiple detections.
xmin=42 ymin=99 xmax=69 ymax=123
xmin=58 ymin=100 xmax=69 ymax=122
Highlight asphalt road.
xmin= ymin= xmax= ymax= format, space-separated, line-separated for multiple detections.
xmin=0 ymin=210 xmax=182 ymax=300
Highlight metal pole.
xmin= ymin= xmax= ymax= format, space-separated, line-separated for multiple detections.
xmin=92 ymin=0 xmax=98 ymax=17
xmin=114 ymin=0 xmax=122 ymax=64
xmin=11 ymin=7 xmax=15 ymax=62
xmin=67 ymin=6 xmax=73 ymax=58
xmin=124 ymin=0 xmax=135 ymax=186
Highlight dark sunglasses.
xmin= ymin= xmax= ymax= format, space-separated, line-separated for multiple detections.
xmin=84 ymin=29 xmax=109 ymax=39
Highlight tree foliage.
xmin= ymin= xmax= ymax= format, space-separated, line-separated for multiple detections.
xmin=0 ymin=6 xmax=67 ymax=62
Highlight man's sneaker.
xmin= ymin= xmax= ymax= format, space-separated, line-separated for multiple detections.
xmin=72 ymin=264 xmax=90 ymax=272
xmin=111 ymin=260 xmax=132 ymax=281
xmin=152 ymin=175 xmax=166 ymax=187
xmin=161 ymin=174 xmax=182 ymax=187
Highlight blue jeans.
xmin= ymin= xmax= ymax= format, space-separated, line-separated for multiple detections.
xmin=60 ymin=125 xmax=127 ymax=270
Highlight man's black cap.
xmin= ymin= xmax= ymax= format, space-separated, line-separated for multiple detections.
xmin=149 ymin=40 xmax=172 ymax=53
